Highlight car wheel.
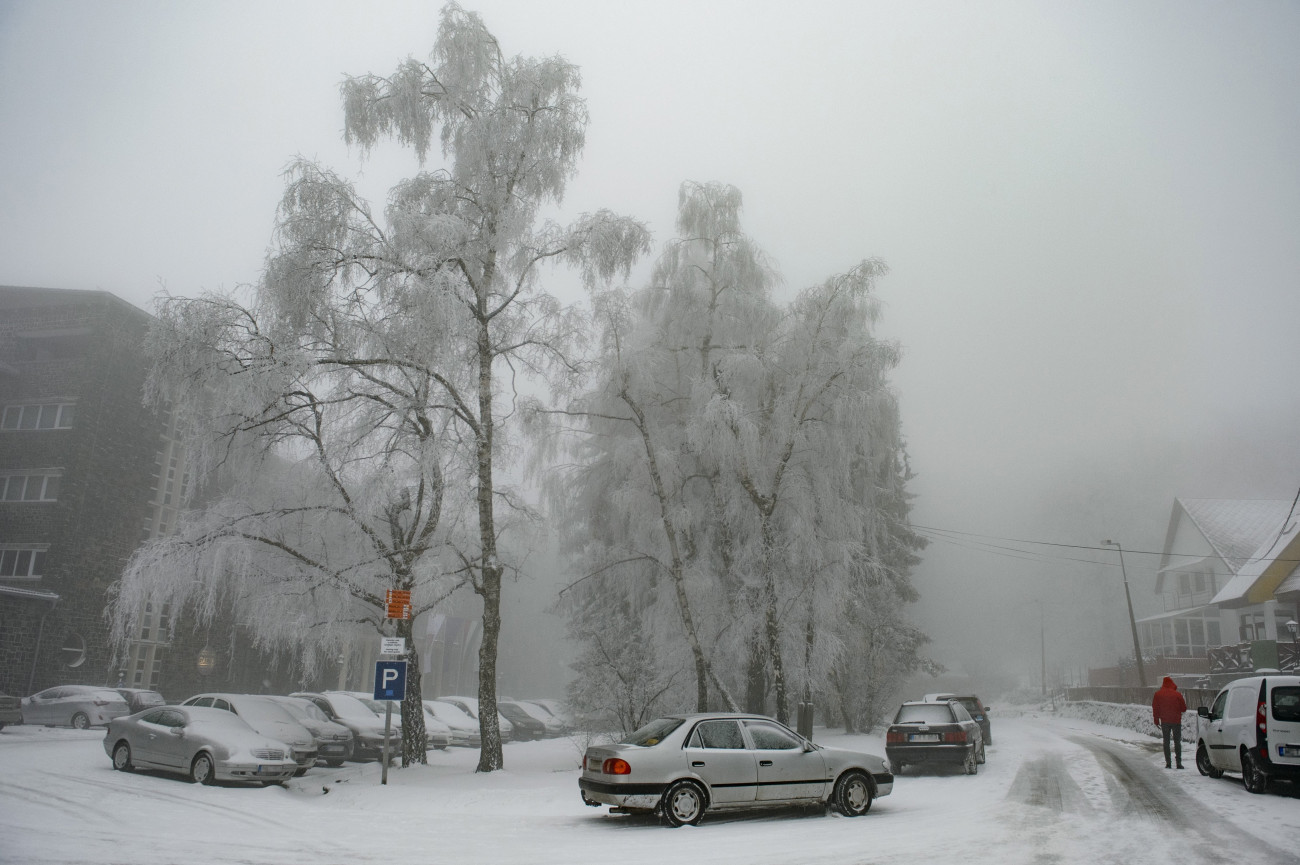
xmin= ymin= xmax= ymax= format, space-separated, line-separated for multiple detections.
xmin=1241 ymin=750 xmax=1269 ymax=794
xmin=977 ymin=743 xmax=987 ymax=765
xmin=660 ymin=779 xmax=707 ymax=827
xmin=832 ymin=770 xmax=873 ymax=817
xmin=70 ymin=712 xmax=90 ymax=730
xmin=963 ymin=747 xmax=979 ymax=775
xmin=190 ymin=752 xmax=217 ymax=786
xmin=1195 ymin=742 xmax=1223 ymax=779
xmin=326 ymin=758 xmax=345 ymax=768
xmin=112 ymin=741 xmax=133 ymax=772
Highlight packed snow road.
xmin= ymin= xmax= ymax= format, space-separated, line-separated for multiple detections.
xmin=1 ymin=709 xmax=1296 ymax=865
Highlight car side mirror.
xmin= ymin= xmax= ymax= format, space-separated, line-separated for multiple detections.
xmin=1197 ymin=706 xmax=1210 ymax=718
xmin=170 ymin=727 xmax=185 ymax=737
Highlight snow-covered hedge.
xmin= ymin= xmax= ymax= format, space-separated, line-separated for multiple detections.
xmin=1056 ymin=700 xmax=1198 ymax=743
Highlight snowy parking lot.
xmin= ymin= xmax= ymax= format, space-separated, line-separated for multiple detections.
xmin=2 ymin=708 xmax=1297 ymax=865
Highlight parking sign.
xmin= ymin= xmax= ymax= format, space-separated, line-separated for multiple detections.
xmin=373 ymin=660 xmax=407 ymax=700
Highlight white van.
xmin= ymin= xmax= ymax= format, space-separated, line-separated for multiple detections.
xmin=1195 ymin=674 xmax=1300 ymax=793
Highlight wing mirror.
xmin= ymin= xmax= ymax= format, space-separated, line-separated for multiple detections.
xmin=1197 ymin=706 xmax=1211 ymax=718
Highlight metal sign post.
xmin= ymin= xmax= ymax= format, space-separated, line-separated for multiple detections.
xmin=374 ymin=660 xmax=407 ymax=785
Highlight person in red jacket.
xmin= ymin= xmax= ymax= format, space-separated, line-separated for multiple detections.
xmin=1151 ymin=676 xmax=1188 ymax=769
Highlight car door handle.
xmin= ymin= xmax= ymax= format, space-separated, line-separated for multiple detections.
xmin=691 ymin=761 xmax=705 ymax=767
xmin=759 ymin=760 xmax=773 ymax=766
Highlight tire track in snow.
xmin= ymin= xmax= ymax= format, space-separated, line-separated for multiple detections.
xmin=45 ymin=768 xmax=288 ymax=830
xmin=1068 ymin=735 xmax=1294 ymax=865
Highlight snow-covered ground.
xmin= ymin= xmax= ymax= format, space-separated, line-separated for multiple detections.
xmin=1 ymin=705 xmax=1296 ymax=865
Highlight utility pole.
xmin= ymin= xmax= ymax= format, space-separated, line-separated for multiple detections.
xmin=1102 ymin=540 xmax=1147 ymax=689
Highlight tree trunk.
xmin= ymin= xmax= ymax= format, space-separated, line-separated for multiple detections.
xmin=398 ymin=615 xmax=427 ymax=766
xmin=474 ymin=311 xmax=504 ymax=772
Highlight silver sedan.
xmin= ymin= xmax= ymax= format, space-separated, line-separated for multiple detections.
xmin=103 ymin=705 xmax=299 ymax=785
xmin=579 ymin=713 xmax=893 ymax=826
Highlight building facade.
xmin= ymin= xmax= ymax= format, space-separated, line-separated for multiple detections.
xmin=0 ymin=286 xmax=171 ymax=696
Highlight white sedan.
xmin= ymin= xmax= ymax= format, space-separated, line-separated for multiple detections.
xmin=580 ymin=713 xmax=892 ymax=826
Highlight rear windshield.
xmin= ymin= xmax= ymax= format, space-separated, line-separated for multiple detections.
xmin=1273 ymin=687 xmax=1300 ymax=723
xmin=894 ymin=704 xmax=955 ymax=724
xmin=621 ymin=717 xmax=684 ymax=746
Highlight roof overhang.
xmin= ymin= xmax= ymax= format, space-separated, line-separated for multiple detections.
xmin=1137 ymin=605 xmax=1212 ymax=625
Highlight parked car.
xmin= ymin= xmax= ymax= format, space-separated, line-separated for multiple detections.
xmin=497 ymin=700 xmax=550 ymax=740
xmin=924 ymin=692 xmax=993 ymax=745
xmin=265 ymin=695 xmax=355 ymax=766
xmin=0 ymin=690 xmax=22 ymax=730
xmin=579 ymin=712 xmax=892 ymax=826
xmin=21 ymin=685 xmax=130 ymax=729
xmin=351 ymin=694 xmax=453 ymax=750
xmin=291 ymin=691 xmax=401 ymax=762
xmin=885 ymin=700 xmax=985 ymax=775
xmin=439 ymin=695 xmax=514 ymax=743
xmin=424 ymin=699 xmax=481 ymax=747
xmin=103 ymin=704 xmax=298 ymax=785
xmin=115 ymin=688 xmax=167 ymax=714
xmin=1196 ymin=673 xmax=1300 ymax=793
xmin=520 ymin=698 xmax=572 ymax=733
xmin=180 ymin=693 xmax=318 ymax=775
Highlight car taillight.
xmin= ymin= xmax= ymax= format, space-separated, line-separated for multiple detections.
xmin=1257 ymin=698 xmax=1267 ymax=738
xmin=886 ymin=731 xmax=905 ymax=744
xmin=602 ymin=758 xmax=631 ymax=775
xmin=943 ymin=731 xmax=967 ymax=743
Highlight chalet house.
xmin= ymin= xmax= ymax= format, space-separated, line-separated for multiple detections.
xmin=1140 ymin=497 xmax=1300 ymax=687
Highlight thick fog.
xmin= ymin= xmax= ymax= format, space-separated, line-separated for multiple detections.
xmin=3 ymin=0 xmax=1298 ymax=690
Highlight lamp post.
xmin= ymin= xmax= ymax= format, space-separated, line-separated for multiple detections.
xmin=1102 ymin=540 xmax=1147 ymax=688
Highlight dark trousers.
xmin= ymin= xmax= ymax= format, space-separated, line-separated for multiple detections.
xmin=1160 ymin=722 xmax=1182 ymax=766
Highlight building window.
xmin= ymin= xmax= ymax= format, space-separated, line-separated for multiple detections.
xmin=0 ymin=471 xmax=62 ymax=502
xmin=1 ymin=402 xmax=75 ymax=430
xmin=1240 ymin=612 xmax=1266 ymax=642
xmin=0 ymin=546 xmax=47 ymax=579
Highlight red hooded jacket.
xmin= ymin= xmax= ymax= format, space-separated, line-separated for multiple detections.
xmin=1151 ymin=676 xmax=1187 ymax=724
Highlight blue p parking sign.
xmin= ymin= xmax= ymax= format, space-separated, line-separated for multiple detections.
xmin=374 ymin=660 xmax=407 ymax=700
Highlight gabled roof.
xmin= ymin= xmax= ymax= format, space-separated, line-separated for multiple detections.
xmin=1226 ymin=505 xmax=1300 ymax=606
xmin=1206 ymin=496 xmax=1300 ymax=611
xmin=1177 ymin=498 xmax=1292 ymax=574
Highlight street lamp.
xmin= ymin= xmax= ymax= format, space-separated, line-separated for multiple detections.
xmin=1102 ymin=540 xmax=1147 ymax=688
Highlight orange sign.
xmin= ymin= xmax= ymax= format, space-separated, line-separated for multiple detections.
xmin=385 ymin=589 xmax=412 ymax=619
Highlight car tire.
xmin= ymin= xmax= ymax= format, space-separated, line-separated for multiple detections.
xmin=831 ymin=770 xmax=873 ymax=817
xmin=977 ymin=743 xmax=987 ymax=765
xmin=190 ymin=752 xmax=217 ymax=786
xmin=1241 ymin=750 xmax=1269 ymax=794
xmin=112 ymin=741 xmax=133 ymax=772
xmin=70 ymin=712 xmax=90 ymax=730
xmin=660 ymin=779 xmax=707 ymax=827
xmin=326 ymin=759 xmax=345 ymax=768
xmin=1195 ymin=742 xmax=1222 ymax=779
xmin=963 ymin=747 xmax=979 ymax=775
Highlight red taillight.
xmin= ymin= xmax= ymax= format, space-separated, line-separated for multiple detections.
xmin=1257 ymin=699 xmax=1267 ymax=737
xmin=886 ymin=731 xmax=905 ymax=744
xmin=603 ymin=758 xmax=631 ymax=775
xmin=943 ymin=731 xmax=967 ymax=743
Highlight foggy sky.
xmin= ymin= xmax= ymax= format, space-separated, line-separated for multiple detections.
xmin=3 ymin=0 xmax=1298 ymax=684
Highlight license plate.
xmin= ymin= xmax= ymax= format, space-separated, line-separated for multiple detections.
xmin=1281 ymin=745 xmax=1300 ymax=758
xmin=909 ymin=734 xmax=940 ymax=742
xmin=256 ymin=765 xmax=273 ymax=774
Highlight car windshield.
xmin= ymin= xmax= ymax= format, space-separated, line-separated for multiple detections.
xmin=956 ymin=698 xmax=981 ymax=715
xmin=327 ymin=694 xmax=382 ymax=721
xmin=276 ymin=698 xmax=329 ymax=723
xmin=895 ymin=704 xmax=955 ymax=724
xmin=621 ymin=717 xmax=684 ymax=747
xmin=233 ymin=698 xmax=296 ymax=724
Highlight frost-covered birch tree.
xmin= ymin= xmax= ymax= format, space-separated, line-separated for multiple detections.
xmin=115 ymin=3 xmax=648 ymax=772
xmin=551 ymin=182 xmax=929 ymax=728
